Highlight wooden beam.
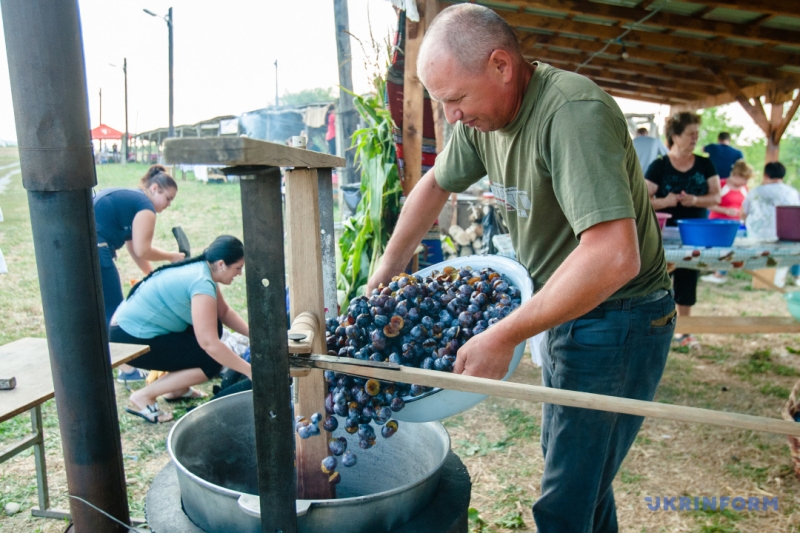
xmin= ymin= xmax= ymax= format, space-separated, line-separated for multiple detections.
xmin=774 ymin=91 xmax=800 ymax=143
xmin=675 ymin=316 xmax=800 ymax=334
xmin=603 ymin=88 xmax=677 ymax=106
xmin=670 ymin=78 xmax=800 ymax=112
xmin=767 ymin=100 xmax=783 ymax=162
xmin=402 ymin=0 xmax=426 ymax=195
xmin=490 ymin=0 xmax=800 ymax=45
xmin=285 ymin=167 xmax=336 ymax=500
xmin=561 ymin=66 xmax=717 ymax=97
xmin=500 ymin=11 xmax=800 ymax=68
xmin=593 ymin=80 xmax=695 ymax=102
xmin=528 ymin=49 xmax=723 ymax=87
xmin=525 ymin=34 xmax=788 ymax=81
xmin=713 ymin=70 xmax=770 ymax=133
xmin=163 ymin=137 xmax=345 ymax=168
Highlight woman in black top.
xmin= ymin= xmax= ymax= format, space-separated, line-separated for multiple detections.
xmin=645 ymin=112 xmax=720 ymax=347
xmin=94 ymin=165 xmax=184 ymax=380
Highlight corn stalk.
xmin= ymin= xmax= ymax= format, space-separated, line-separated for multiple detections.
xmin=337 ymin=80 xmax=402 ymax=309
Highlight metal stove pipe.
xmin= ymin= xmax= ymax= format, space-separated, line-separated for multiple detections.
xmin=0 ymin=1 xmax=131 ymax=531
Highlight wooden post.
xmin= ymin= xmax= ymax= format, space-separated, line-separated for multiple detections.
xmin=285 ymin=167 xmax=336 ymax=500
xmin=240 ymin=167 xmax=298 ymax=533
xmin=427 ymin=0 xmax=444 ymax=156
xmin=333 ymin=0 xmax=359 ymax=186
xmin=402 ymin=0 xmax=425 ymax=196
xmin=765 ymin=88 xmax=800 ymax=163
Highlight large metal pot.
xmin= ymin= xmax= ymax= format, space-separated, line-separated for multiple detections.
xmin=167 ymin=391 xmax=450 ymax=533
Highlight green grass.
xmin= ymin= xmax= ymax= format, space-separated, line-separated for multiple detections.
xmin=733 ymin=349 xmax=800 ymax=379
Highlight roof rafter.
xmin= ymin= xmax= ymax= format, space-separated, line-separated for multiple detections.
xmin=696 ymin=0 xmax=800 ymax=17
xmin=523 ymin=34 xmax=792 ymax=81
xmin=575 ymin=69 xmax=716 ymax=97
xmin=602 ymin=88 xmax=677 ymax=105
xmin=592 ymin=79 xmax=696 ymax=101
xmin=499 ymin=11 xmax=800 ymax=67
xmin=524 ymin=48 xmax=724 ymax=87
xmin=473 ymin=0 xmax=800 ymax=45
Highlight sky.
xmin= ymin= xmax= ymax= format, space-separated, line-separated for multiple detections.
xmin=0 ymin=0 xmax=777 ymax=144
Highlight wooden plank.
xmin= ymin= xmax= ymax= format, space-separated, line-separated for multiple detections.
xmin=0 ymin=338 xmax=149 ymax=423
xmin=284 ymin=167 xmax=335 ymax=500
xmin=163 ymin=137 xmax=345 ymax=169
xmin=402 ymin=0 xmax=426 ymax=195
xmin=675 ymin=316 xmax=800 ymax=334
xmin=301 ymin=358 xmax=800 ymax=437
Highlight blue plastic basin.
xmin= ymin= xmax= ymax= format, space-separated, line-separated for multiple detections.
xmin=677 ymin=219 xmax=740 ymax=247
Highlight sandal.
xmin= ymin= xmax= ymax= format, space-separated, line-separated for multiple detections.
xmin=164 ymin=387 xmax=208 ymax=403
xmin=125 ymin=402 xmax=173 ymax=424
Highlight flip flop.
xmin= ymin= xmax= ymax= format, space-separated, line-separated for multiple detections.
xmin=125 ymin=402 xmax=173 ymax=424
xmin=164 ymin=387 xmax=207 ymax=403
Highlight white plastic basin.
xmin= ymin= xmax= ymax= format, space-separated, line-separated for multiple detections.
xmin=393 ymin=255 xmax=541 ymax=423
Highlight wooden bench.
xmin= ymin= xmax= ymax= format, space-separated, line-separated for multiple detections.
xmin=0 ymin=337 xmax=149 ymax=521
xmin=675 ymin=316 xmax=800 ymax=334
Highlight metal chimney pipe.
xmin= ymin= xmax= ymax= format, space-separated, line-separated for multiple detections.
xmin=0 ymin=1 xmax=131 ymax=531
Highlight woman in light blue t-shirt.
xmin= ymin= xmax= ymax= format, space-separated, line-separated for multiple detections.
xmin=110 ymin=235 xmax=251 ymax=423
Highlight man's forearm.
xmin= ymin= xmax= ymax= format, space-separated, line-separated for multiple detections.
xmin=379 ymin=169 xmax=450 ymax=274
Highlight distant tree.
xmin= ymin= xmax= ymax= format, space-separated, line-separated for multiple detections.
xmin=280 ymin=87 xmax=337 ymax=107
xmin=698 ymin=107 xmax=744 ymax=150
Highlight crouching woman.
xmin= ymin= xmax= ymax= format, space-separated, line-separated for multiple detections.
xmin=110 ymin=235 xmax=251 ymax=423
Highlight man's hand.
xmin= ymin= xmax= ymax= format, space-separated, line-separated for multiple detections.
xmin=453 ymin=328 xmax=518 ymax=380
xmin=366 ymin=264 xmax=397 ymax=295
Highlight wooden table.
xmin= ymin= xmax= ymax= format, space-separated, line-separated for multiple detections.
xmin=0 ymin=338 xmax=148 ymax=520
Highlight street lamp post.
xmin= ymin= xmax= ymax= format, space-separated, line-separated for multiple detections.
xmin=144 ymin=7 xmax=173 ymax=138
xmin=124 ymin=58 xmax=129 ymax=163
xmin=110 ymin=59 xmax=129 ymax=164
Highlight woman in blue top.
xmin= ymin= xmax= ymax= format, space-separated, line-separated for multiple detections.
xmin=95 ymin=165 xmax=184 ymax=381
xmin=109 ymin=235 xmax=251 ymax=423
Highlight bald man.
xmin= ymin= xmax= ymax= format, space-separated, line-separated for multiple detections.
xmin=367 ymin=4 xmax=675 ymax=532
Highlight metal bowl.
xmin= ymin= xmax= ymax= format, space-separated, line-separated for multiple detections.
xmin=393 ymin=255 xmax=540 ymax=423
xmin=168 ymin=390 xmax=451 ymax=533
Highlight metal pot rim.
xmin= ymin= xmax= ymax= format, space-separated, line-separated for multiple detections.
xmin=167 ymin=391 xmax=451 ymax=507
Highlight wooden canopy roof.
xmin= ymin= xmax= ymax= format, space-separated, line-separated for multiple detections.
xmin=440 ymin=0 xmax=800 ymax=112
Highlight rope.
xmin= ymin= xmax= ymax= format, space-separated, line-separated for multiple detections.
xmin=68 ymin=495 xmax=144 ymax=532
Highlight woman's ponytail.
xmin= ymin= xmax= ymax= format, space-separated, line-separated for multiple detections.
xmin=140 ymin=164 xmax=178 ymax=192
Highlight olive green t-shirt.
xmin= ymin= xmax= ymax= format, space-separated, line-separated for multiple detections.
xmin=435 ymin=63 xmax=670 ymax=299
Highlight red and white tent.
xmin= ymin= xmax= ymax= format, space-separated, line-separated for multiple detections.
xmin=90 ymin=124 xmax=123 ymax=140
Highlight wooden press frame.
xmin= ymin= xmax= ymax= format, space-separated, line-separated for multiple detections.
xmin=165 ymin=137 xmax=344 ymax=533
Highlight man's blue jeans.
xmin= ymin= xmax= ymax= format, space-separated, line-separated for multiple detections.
xmin=533 ymin=290 xmax=676 ymax=533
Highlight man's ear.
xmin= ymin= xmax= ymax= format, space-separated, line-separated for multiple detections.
xmin=488 ymin=49 xmax=513 ymax=83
